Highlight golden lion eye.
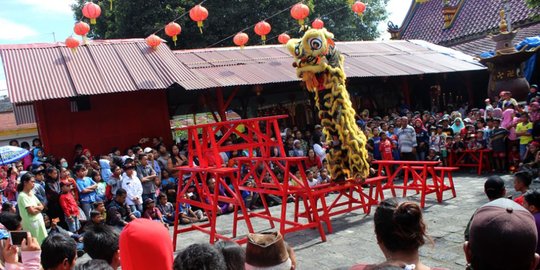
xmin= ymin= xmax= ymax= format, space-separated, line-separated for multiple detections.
xmin=308 ymin=38 xmax=323 ymax=50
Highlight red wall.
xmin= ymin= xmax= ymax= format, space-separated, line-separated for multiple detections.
xmin=35 ymin=90 xmax=173 ymax=162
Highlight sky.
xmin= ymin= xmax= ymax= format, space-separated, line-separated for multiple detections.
xmin=0 ymin=0 xmax=412 ymax=97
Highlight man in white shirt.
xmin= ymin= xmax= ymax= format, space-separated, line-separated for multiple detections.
xmin=121 ymin=159 xmax=143 ymax=214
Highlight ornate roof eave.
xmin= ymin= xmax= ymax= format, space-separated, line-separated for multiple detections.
xmin=394 ymin=1 xmax=421 ymax=39
xmin=479 ymin=46 xmax=540 ymax=65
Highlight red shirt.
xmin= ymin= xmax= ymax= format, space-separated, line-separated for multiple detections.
xmin=304 ymin=156 xmax=322 ymax=169
xmin=379 ymin=139 xmax=394 ymax=160
xmin=514 ymin=195 xmax=524 ymax=206
xmin=59 ymin=192 xmax=79 ymax=217
xmin=61 ymin=178 xmax=79 ymax=202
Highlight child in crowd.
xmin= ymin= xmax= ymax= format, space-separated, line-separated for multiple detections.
xmin=306 ymin=170 xmax=319 ymax=188
xmin=317 ymin=168 xmax=331 ymax=184
xmin=93 ymin=201 xmax=107 ymax=221
xmin=161 ymin=169 xmax=177 ymax=203
xmin=379 ymin=132 xmax=394 ymax=161
xmin=60 ymin=167 xmax=79 ymax=202
xmin=157 ymin=193 xmax=175 ymax=225
xmin=513 ymin=171 xmax=532 ymax=205
xmin=142 ymin=198 xmax=165 ymax=226
xmin=91 ymin=171 xmax=107 ymax=202
xmin=178 ymin=193 xmax=205 ymax=224
xmin=59 ymin=181 xmax=80 ymax=233
xmin=90 ymin=210 xmax=104 ymax=225
xmin=471 ymin=130 xmax=486 ymax=150
xmin=452 ymin=135 xmax=465 ymax=152
xmin=426 ymin=148 xmax=441 ymax=163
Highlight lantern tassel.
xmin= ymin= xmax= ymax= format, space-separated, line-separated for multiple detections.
xmin=82 ymin=35 xmax=87 ymax=45
xmin=298 ymin=19 xmax=304 ymax=26
xmin=262 ymin=35 xmax=266 ymax=44
xmin=90 ymin=18 xmax=96 ymax=24
xmin=173 ymin=35 xmax=177 ymax=46
xmin=110 ymin=0 xmax=113 ymax=10
xmin=71 ymin=48 xmax=77 ymax=53
xmin=197 ymin=21 xmax=204 ymax=34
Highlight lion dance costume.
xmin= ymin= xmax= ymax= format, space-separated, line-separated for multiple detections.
xmin=286 ymin=28 xmax=369 ymax=181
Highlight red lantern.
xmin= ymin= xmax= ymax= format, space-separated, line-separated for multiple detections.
xmin=65 ymin=36 xmax=80 ymax=53
xmin=189 ymin=5 xmax=209 ymax=34
xmin=146 ymin=34 xmax=162 ymax=50
xmin=82 ymin=2 xmax=101 ymax=25
xmin=291 ymin=3 xmax=310 ymax=26
xmin=74 ymin=21 xmax=90 ymax=37
xmin=278 ymin=33 xmax=290 ymax=44
xmin=233 ymin=32 xmax=249 ymax=49
xmin=165 ymin=22 xmax=182 ymax=46
xmin=352 ymin=1 xmax=366 ymax=15
xmin=254 ymin=21 xmax=271 ymax=44
xmin=312 ymin=18 xmax=324 ymax=29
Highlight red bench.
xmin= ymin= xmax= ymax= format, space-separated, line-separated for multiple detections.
xmin=449 ymin=149 xmax=491 ymax=175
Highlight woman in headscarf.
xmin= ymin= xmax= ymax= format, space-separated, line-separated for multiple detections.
xmin=529 ymin=102 xmax=540 ymax=122
xmin=414 ymin=118 xmax=429 ymax=161
xmin=492 ymin=107 xmax=503 ymax=119
xmin=451 ymin=117 xmax=465 ymax=135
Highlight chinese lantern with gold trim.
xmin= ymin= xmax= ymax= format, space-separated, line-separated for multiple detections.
xmin=254 ymin=21 xmax=271 ymax=44
xmin=233 ymin=32 xmax=249 ymax=49
xmin=82 ymin=2 xmax=101 ymax=25
xmin=146 ymin=34 xmax=162 ymax=50
xmin=291 ymin=3 xmax=309 ymax=26
xmin=164 ymin=22 xmax=182 ymax=46
xmin=312 ymin=18 xmax=324 ymax=29
xmin=278 ymin=33 xmax=290 ymax=44
xmin=352 ymin=1 xmax=366 ymax=15
xmin=65 ymin=36 xmax=80 ymax=53
xmin=189 ymin=5 xmax=208 ymax=34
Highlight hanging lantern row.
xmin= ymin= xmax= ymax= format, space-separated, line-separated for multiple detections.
xmin=254 ymin=21 xmax=271 ymax=44
xmin=65 ymin=36 xmax=80 ymax=53
xmin=290 ymin=3 xmax=310 ymax=26
xmin=189 ymin=4 xmax=209 ymax=34
xmin=233 ymin=32 xmax=249 ymax=48
xmin=74 ymin=21 xmax=90 ymax=39
xmin=278 ymin=33 xmax=290 ymax=44
xmin=82 ymin=2 xmax=101 ymax=25
xmin=352 ymin=1 xmax=366 ymax=15
xmin=165 ymin=22 xmax=182 ymax=46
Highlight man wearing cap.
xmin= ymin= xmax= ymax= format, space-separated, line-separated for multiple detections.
xmin=464 ymin=198 xmax=540 ymax=270
xmin=528 ymin=84 xmax=540 ymax=105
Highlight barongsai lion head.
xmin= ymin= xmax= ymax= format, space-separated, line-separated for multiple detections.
xmin=286 ymin=28 xmax=336 ymax=77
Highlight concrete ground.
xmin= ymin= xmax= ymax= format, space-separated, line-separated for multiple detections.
xmin=77 ymin=173 xmax=532 ymax=269
xmin=172 ymin=173 xmax=532 ymax=270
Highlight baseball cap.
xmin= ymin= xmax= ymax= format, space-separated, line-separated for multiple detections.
xmin=531 ymin=84 xmax=538 ymax=89
xmin=143 ymin=147 xmax=153 ymax=154
xmin=468 ymin=198 xmax=537 ymax=270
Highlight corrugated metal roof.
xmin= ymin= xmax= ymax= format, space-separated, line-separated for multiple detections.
xmin=0 ymin=39 xmax=203 ymax=104
xmin=173 ymin=40 xmax=486 ymax=90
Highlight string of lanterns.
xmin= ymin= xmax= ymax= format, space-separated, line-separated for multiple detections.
xmin=64 ymin=0 xmax=367 ymax=52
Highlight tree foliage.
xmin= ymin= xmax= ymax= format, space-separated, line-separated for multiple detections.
xmin=527 ymin=0 xmax=540 ymax=8
xmin=72 ymin=0 xmax=389 ymax=49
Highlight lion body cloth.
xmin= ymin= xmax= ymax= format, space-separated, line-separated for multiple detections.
xmin=286 ymin=28 xmax=369 ymax=181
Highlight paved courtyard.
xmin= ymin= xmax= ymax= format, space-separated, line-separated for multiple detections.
xmin=172 ymin=173 xmax=533 ymax=270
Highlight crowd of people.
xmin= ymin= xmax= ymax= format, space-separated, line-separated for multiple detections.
xmin=0 ymin=85 xmax=538 ymax=269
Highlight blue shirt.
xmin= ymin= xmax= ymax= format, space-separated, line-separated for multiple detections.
xmin=76 ymin=177 xmax=97 ymax=203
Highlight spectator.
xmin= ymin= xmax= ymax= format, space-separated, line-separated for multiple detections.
xmin=513 ymin=171 xmax=532 ymax=206
xmin=41 ymin=234 xmax=77 ymax=270
xmin=74 ymin=164 xmax=98 ymax=220
xmin=142 ymin=198 xmax=164 ymax=225
xmin=464 ymin=175 xmax=506 ymax=241
xmin=107 ymin=165 xmax=123 ymax=201
xmin=106 ymin=188 xmax=137 ymax=229
xmin=59 ymin=168 xmax=79 ymax=203
xmin=304 ymin=149 xmax=322 ymax=171
xmin=464 ymin=198 xmax=539 ymax=270
xmin=90 ymin=171 xmax=106 ymax=202
xmin=83 ymin=224 xmax=120 ymax=269
xmin=379 ymin=132 xmax=394 ymax=161
xmin=1 ymin=202 xmax=15 ymax=214
xmin=178 ymin=193 xmax=205 ymax=224
xmin=121 ymin=161 xmax=143 ymax=213
xmin=516 ymin=113 xmax=533 ymax=160
xmin=75 ymin=259 xmax=114 ymax=270
xmin=174 ymin=243 xmax=226 ymax=270
xmin=396 ymin=116 xmax=417 ymax=161
xmin=317 ymin=168 xmax=331 ymax=184
xmin=31 ymin=168 xmax=47 ymax=206
xmin=136 ymin=153 xmax=158 ymax=202
xmin=244 ymin=231 xmax=296 ymax=270
xmin=119 ymin=219 xmax=173 ymax=270
xmin=523 ymin=190 xmax=540 ymax=255
xmin=44 ymin=167 xmax=63 ymax=222
xmin=17 ymin=173 xmax=48 ymax=244
xmin=351 ymin=198 xmax=446 ymax=270
xmin=490 ymin=118 xmax=509 ymax=172
xmin=214 ymin=240 xmax=246 ymax=270
xmin=156 ymin=193 xmax=175 ymax=226
xmin=3 ymin=233 xmax=41 ymax=270
xmin=59 ymin=182 xmax=80 ymax=233
xmin=413 ymin=119 xmax=429 ymax=161
xmin=207 ymin=177 xmax=233 ymax=215
xmin=528 ymin=84 xmax=540 ymax=104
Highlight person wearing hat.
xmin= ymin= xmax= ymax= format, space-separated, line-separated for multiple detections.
xmin=528 ymin=84 xmax=540 ymax=105
xmin=142 ymin=198 xmax=165 ymax=226
xmin=245 ymin=232 xmax=296 ymax=270
xmin=464 ymin=175 xmax=507 ymax=241
xmin=464 ymin=198 xmax=540 ymax=270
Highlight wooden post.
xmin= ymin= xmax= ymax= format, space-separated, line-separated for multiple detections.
xmin=402 ymin=77 xmax=411 ymax=105
xmin=216 ymin=88 xmax=227 ymax=122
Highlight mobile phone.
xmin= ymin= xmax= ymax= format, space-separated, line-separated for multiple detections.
xmin=10 ymin=231 xmax=28 ymax=246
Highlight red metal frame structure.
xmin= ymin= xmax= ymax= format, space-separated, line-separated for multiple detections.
xmin=172 ymin=115 xmax=327 ymax=249
xmin=449 ymin=149 xmax=492 ymax=175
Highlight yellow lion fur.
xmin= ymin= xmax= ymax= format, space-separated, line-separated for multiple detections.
xmin=286 ymin=28 xmax=369 ymax=181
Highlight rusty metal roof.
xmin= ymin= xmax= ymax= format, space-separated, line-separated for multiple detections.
xmin=173 ymin=40 xmax=486 ymax=90
xmin=0 ymin=39 xmax=207 ymax=104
